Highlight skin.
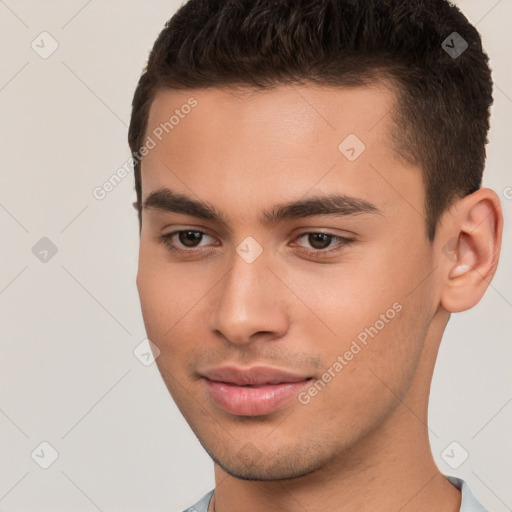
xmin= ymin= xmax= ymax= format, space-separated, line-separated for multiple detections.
xmin=136 ymin=83 xmax=503 ymax=512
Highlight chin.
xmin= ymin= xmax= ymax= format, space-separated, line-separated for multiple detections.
xmin=204 ymin=441 xmax=331 ymax=482
xmin=214 ymin=458 xmax=321 ymax=481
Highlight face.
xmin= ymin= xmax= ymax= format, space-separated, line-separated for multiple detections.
xmin=136 ymin=83 xmax=440 ymax=480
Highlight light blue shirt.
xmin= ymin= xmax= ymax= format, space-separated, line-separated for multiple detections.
xmin=182 ymin=476 xmax=489 ymax=511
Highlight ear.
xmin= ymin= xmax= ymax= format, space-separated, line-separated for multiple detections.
xmin=440 ymin=188 xmax=503 ymax=313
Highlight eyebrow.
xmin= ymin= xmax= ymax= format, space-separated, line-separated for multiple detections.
xmin=142 ymin=187 xmax=381 ymax=226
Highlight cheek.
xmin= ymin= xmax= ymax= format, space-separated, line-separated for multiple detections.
xmin=136 ymin=250 xmax=182 ymax=346
xmin=136 ymin=249 xmax=213 ymax=358
xmin=290 ymin=241 xmax=430 ymax=390
xmin=295 ymin=297 xmax=427 ymax=437
xmin=137 ymin=260 xmax=199 ymax=399
xmin=284 ymin=256 xmax=402 ymax=345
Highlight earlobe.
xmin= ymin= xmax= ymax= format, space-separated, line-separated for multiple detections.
xmin=440 ymin=188 xmax=503 ymax=313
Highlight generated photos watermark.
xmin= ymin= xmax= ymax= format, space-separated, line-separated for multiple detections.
xmin=298 ymin=301 xmax=403 ymax=405
xmin=92 ymin=97 xmax=198 ymax=201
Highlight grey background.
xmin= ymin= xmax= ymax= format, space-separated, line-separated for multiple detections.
xmin=0 ymin=1 xmax=510 ymax=511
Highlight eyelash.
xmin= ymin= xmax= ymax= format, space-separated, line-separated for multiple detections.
xmin=156 ymin=230 xmax=354 ymax=258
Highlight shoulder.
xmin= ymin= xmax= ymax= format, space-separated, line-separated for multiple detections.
xmin=182 ymin=489 xmax=214 ymax=512
xmin=445 ymin=475 xmax=490 ymax=512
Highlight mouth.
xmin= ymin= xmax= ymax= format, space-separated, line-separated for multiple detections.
xmin=201 ymin=365 xmax=314 ymax=416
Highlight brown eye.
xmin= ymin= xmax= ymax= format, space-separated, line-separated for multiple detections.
xmin=178 ymin=231 xmax=204 ymax=247
xmin=157 ymin=230 xmax=215 ymax=253
xmin=293 ymin=232 xmax=354 ymax=257
xmin=307 ymin=233 xmax=333 ymax=250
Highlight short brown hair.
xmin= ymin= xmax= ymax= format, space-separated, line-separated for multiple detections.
xmin=128 ymin=0 xmax=493 ymax=241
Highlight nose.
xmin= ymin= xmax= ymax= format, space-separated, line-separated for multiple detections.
xmin=209 ymin=248 xmax=289 ymax=346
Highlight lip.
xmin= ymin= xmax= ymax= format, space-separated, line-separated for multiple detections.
xmin=201 ymin=365 xmax=313 ymax=416
xmin=202 ymin=365 xmax=311 ymax=386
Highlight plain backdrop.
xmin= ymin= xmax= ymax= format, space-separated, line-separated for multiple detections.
xmin=0 ymin=1 xmax=510 ymax=511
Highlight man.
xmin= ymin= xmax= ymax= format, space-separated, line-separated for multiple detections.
xmin=129 ymin=0 xmax=503 ymax=510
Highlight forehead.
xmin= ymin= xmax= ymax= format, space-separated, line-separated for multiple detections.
xmin=145 ymin=83 xmax=397 ymax=156
xmin=141 ymin=83 xmax=422 ymax=225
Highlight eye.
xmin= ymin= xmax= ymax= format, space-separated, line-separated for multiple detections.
xmin=157 ymin=230 xmax=216 ymax=253
xmin=293 ymin=232 xmax=354 ymax=256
